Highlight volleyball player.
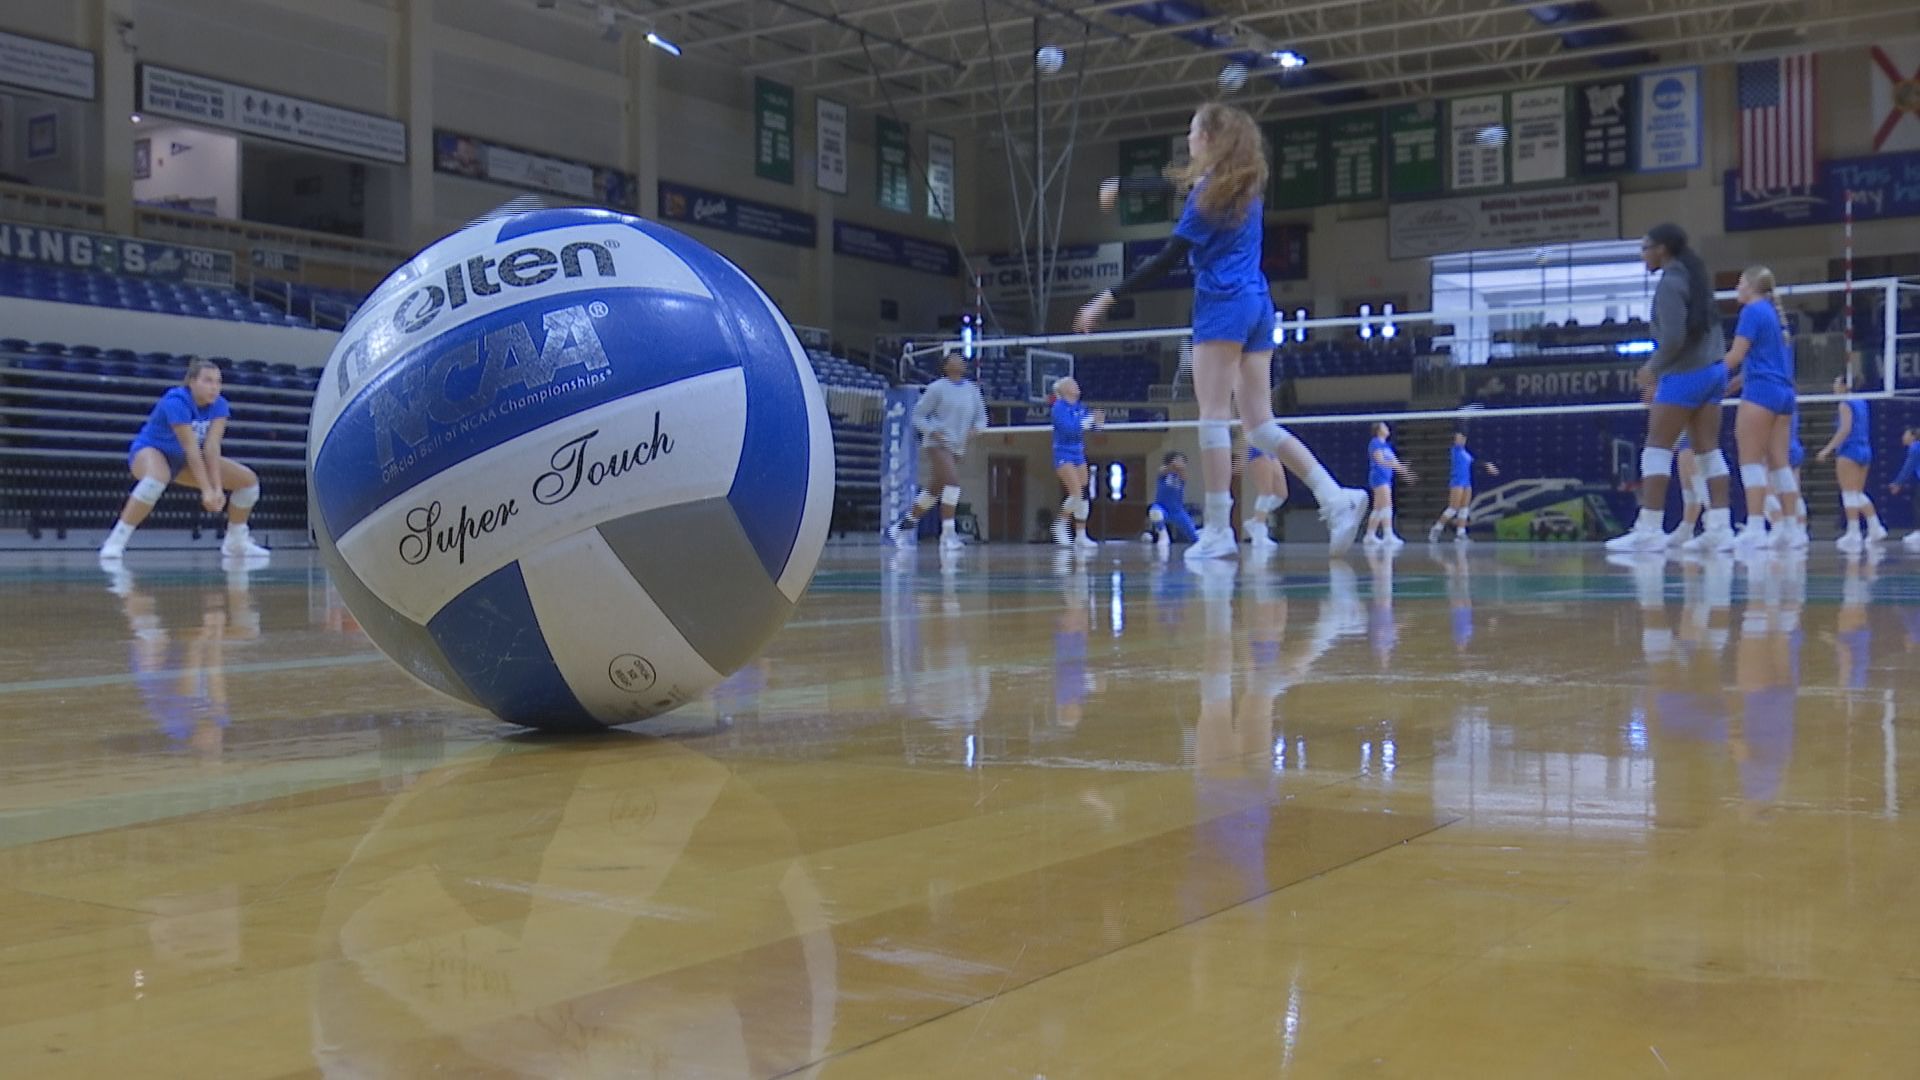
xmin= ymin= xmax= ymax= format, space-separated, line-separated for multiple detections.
xmin=1890 ymin=427 xmax=1920 ymax=548
xmin=887 ymin=351 xmax=988 ymax=552
xmin=1240 ymin=445 xmax=1284 ymax=553
xmin=1078 ymin=103 xmax=1369 ymax=560
xmin=1666 ymin=443 xmax=1707 ymax=547
xmin=1763 ymin=412 xmax=1809 ymax=544
xmin=1723 ymin=266 xmax=1806 ymax=552
xmin=1363 ymin=422 xmax=1413 ymax=547
xmin=1049 ymin=376 xmax=1104 ymax=553
xmin=101 ymin=357 xmax=270 ymax=562
xmin=1606 ymin=224 xmax=1733 ymax=553
xmin=1816 ymin=375 xmax=1888 ymax=552
xmin=1148 ymin=451 xmax=1198 ymax=553
xmin=1429 ymin=430 xmax=1497 ymax=542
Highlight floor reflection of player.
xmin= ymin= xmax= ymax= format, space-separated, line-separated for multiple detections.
xmin=1365 ymin=548 xmax=1398 ymax=668
xmin=1184 ymin=561 xmax=1273 ymax=918
xmin=1436 ymin=546 xmax=1475 ymax=651
xmin=1835 ymin=554 xmax=1875 ymax=691
xmin=1052 ymin=567 xmax=1093 ymax=730
xmin=1731 ymin=568 xmax=1800 ymax=805
xmin=117 ymin=564 xmax=261 ymax=760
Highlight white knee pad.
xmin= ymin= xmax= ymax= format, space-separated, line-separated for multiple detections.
xmin=1689 ymin=472 xmax=1710 ymax=506
xmin=230 ymin=484 xmax=260 ymax=510
xmin=1246 ymin=419 xmax=1292 ymax=455
xmin=914 ymin=490 xmax=938 ymax=512
xmin=1739 ymin=462 xmax=1770 ymax=490
xmin=1698 ymin=449 xmax=1729 ymax=480
xmin=130 ymin=476 xmax=167 ymax=505
xmin=1843 ymin=491 xmax=1866 ymax=510
xmin=1148 ymin=505 xmax=1166 ymax=525
xmin=940 ymin=485 xmax=961 ymax=507
xmin=1770 ymin=467 xmax=1798 ymax=495
xmin=1253 ymin=493 xmax=1283 ymax=514
xmin=1071 ymin=497 xmax=1090 ymax=522
xmin=1440 ymin=507 xmax=1458 ymax=520
xmin=1640 ymin=446 xmax=1674 ymax=480
xmin=1197 ymin=419 xmax=1232 ymax=451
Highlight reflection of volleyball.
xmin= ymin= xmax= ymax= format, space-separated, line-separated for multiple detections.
xmin=1219 ymin=62 xmax=1249 ymax=92
xmin=1036 ymin=46 xmax=1065 ymax=74
xmin=307 ymin=206 xmax=832 ymax=731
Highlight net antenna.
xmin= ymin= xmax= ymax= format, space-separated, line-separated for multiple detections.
xmin=978 ymin=3 xmax=1097 ymax=334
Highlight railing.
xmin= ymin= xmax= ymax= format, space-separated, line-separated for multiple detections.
xmin=135 ymin=205 xmax=405 ymax=294
xmin=0 ymin=181 xmax=106 ymax=231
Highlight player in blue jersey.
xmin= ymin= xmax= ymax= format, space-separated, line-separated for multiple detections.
xmin=1147 ymin=452 xmax=1197 ymax=553
xmin=1049 ymin=376 xmax=1105 ymax=554
xmin=1764 ymin=411 xmax=1810 ymax=543
xmin=1079 ymin=103 xmax=1368 ymax=560
xmin=1363 ymin=422 xmax=1414 ymax=548
xmin=100 ymin=357 xmax=270 ymax=563
xmin=1607 ymin=223 xmax=1734 ymax=553
xmin=1888 ymin=427 xmax=1920 ymax=549
xmin=1817 ymin=375 xmax=1888 ymax=552
xmin=1429 ymin=430 xmax=1498 ymax=543
xmin=1240 ymin=444 xmax=1285 ymax=553
xmin=1723 ymin=266 xmax=1807 ymax=553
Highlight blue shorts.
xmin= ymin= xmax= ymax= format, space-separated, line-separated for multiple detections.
xmin=1741 ymin=376 xmax=1796 ymax=416
xmin=129 ymin=440 xmax=187 ymax=476
xmin=1192 ymin=290 xmax=1276 ymax=352
xmin=1054 ymin=449 xmax=1086 ymax=469
xmin=1652 ymin=362 xmax=1728 ymax=409
xmin=1449 ymin=471 xmax=1471 ymax=489
xmin=1368 ymin=466 xmax=1395 ymax=489
xmin=1838 ymin=443 xmax=1872 ymax=465
xmin=1154 ymin=501 xmax=1198 ymax=541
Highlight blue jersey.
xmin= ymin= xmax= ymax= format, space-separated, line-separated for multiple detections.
xmin=1173 ymin=184 xmax=1266 ymax=298
xmin=1894 ymin=442 xmax=1920 ymax=487
xmin=1154 ymin=469 xmax=1187 ymax=509
xmin=133 ymin=386 xmax=229 ymax=456
xmin=1368 ymin=436 xmax=1395 ymax=469
xmin=1734 ymin=299 xmax=1793 ymax=386
xmin=1840 ymin=400 xmax=1872 ymax=456
xmin=1450 ymin=445 xmax=1474 ymax=488
xmin=1051 ymin=398 xmax=1091 ymax=456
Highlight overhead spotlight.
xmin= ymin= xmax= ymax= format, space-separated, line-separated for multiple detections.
xmin=645 ymin=31 xmax=680 ymax=56
xmin=1271 ymin=49 xmax=1306 ymax=70
xmin=129 ymin=113 xmax=142 ymax=124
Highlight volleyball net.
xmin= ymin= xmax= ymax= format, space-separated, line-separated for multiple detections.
xmin=902 ymin=276 xmax=1917 ymax=432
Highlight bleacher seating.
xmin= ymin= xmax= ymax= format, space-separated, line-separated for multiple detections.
xmin=0 ymin=261 xmax=323 ymax=327
xmin=249 ymin=279 xmax=369 ymax=328
xmin=0 ymin=341 xmax=315 ymax=539
xmin=1279 ymin=339 xmax=1425 ymax=379
xmin=803 ymin=349 xmax=886 ymax=535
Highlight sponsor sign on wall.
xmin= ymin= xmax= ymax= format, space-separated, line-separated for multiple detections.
xmin=1388 ymin=181 xmax=1619 ymax=259
xmin=138 ymin=64 xmax=406 ymax=164
xmin=0 ymin=30 xmax=95 ymax=100
xmin=433 ymin=129 xmax=636 ymax=210
xmin=833 ymin=221 xmax=958 ymax=276
xmin=657 ymin=181 xmax=815 ymax=247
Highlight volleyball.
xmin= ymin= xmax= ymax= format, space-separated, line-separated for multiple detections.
xmin=1219 ymin=62 xmax=1249 ymax=93
xmin=1477 ymin=124 xmax=1508 ymax=147
xmin=306 ymin=206 xmax=833 ymax=732
xmin=1036 ymin=46 xmax=1065 ymax=74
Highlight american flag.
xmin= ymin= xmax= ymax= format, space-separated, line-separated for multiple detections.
xmin=1737 ymin=54 xmax=1817 ymax=195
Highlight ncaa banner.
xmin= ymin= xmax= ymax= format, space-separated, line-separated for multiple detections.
xmin=816 ymin=98 xmax=849 ymax=195
xmin=881 ymin=387 xmax=924 ymax=532
xmin=1636 ymin=67 xmax=1702 ymax=173
xmin=926 ymin=132 xmax=956 ymax=222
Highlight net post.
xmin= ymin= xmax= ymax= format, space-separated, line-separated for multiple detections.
xmin=1844 ymin=190 xmax=1855 ymax=378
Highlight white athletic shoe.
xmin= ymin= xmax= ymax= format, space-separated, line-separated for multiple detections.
xmin=1731 ymin=525 xmax=1771 ymax=557
xmin=1362 ymin=532 xmax=1383 ymax=548
xmin=1322 ymin=489 xmax=1370 ymax=556
xmin=1245 ymin=521 xmax=1279 ymax=554
xmin=1690 ymin=524 xmax=1735 ymax=553
xmin=1184 ymin=526 xmax=1238 ymax=561
xmin=1386 ymin=532 xmax=1406 ymax=549
xmin=1075 ymin=534 xmax=1100 ymax=554
xmin=1607 ymin=524 xmax=1668 ymax=553
xmin=1155 ymin=531 xmax=1171 ymax=556
xmin=1867 ymin=520 xmax=1889 ymax=544
xmin=1454 ymin=530 xmax=1471 ymax=544
xmin=939 ymin=531 xmax=967 ymax=552
xmin=1665 ymin=527 xmax=1694 ymax=549
xmin=1785 ymin=523 xmax=1811 ymax=550
xmin=1836 ymin=531 xmax=1864 ymax=553
xmin=1903 ymin=530 xmax=1920 ymax=549
xmin=221 ymin=525 xmax=270 ymax=559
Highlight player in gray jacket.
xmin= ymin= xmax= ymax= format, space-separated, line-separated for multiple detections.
xmin=888 ymin=351 xmax=989 ymax=550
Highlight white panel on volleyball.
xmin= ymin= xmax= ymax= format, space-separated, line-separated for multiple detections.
xmin=518 ymin=529 xmax=724 ymax=724
xmin=309 ymin=215 xmax=715 ymax=444
xmin=335 ymin=368 xmax=747 ymax=624
xmin=754 ymin=280 xmax=836 ymax=601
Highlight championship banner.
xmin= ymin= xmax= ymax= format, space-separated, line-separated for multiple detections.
xmin=1575 ymin=79 xmax=1635 ymax=175
xmin=1450 ymin=95 xmax=1507 ymax=190
xmin=753 ymin=78 xmax=795 ymax=184
xmin=1117 ymin=136 xmax=1172 ymax=225
xmin=1388 ymin=181 xmax=1619 ymax=259
xmin=925 ymin=132 xmax=956 ymax=222
xmin=0 ymin=221 xmax=234 ymax=286
xmin=1637 ymin=67 xmax=1702 ymax=173
xmin=876 ymin=116 xmax=912 ymax=213
xmin=1267 ymin=117 xmax=1326 ymax=209
xmin=816 ymin=97 xmax=849 ymax=195
xmin=1868 ymin=44 xmax=1920 ymax=153
xmin=1386 ymin=102 xmax=1443 ymax=197
xmin=1508 ymin=86 xmax=1568 ymax=185
xmin=881 ymin=387 xmax=924 ymax=533
xmin=1327 ymin=111 xmax=1382 ymax=202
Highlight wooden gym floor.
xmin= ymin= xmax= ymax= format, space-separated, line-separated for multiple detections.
xmin=2 ymin=543 xmax=1918 ymax=1078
